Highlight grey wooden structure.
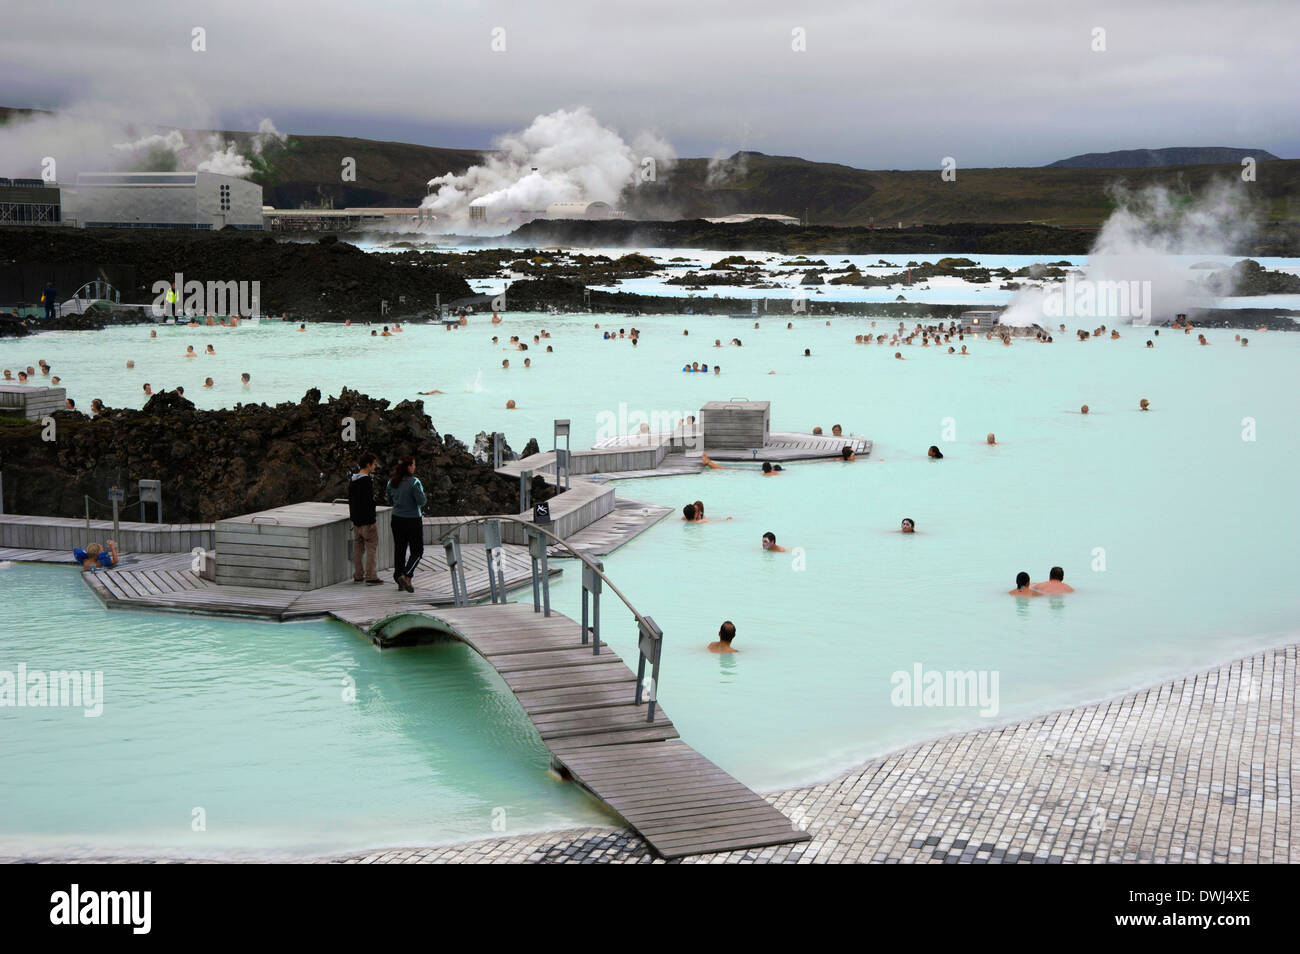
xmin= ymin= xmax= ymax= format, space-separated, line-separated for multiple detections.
xmin=214 ymin=501 xmax=392 ymax=590
xmin=700 ymin=400 xmax=771 ymax=450
xmin=365 ymin=515 xmax=809 ymax=859
xmin=15 ymin=499 xmax=808 ymax=859
xmin=0 ymin=384 xmax=66 ymax=421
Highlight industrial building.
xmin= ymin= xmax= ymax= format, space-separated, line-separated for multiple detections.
xmin=61 ymin=171 xmax=263 ymax=230
xmin=545 ymin=200 xmax=617 ymax=219
xmin=263 ymin=206 xmax=435 ymax=232
xmin=0 ymin=178 xmax=62 ymax=225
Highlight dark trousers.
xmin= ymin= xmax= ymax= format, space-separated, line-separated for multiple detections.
xmin=391 ymin=516 xmax=424 ymax=581
xmin=44 ymin=301 xmax=55 ymax=320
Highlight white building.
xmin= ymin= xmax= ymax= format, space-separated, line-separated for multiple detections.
xmin=546 ymin=200 xmax=617 ymax=220
xmin=703 ymin=213 xmax=801 ymax=226
xmin=62 ymin=171 xmax=263 ymax=230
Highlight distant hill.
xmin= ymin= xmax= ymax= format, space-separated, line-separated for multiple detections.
xmin=622 ymin=151 xmax=1300 ymax=228
xmin=4 ymin=108 xmax=1299 ymax=227
xmin=1048 ymin=147 xmax=1280 ymax=168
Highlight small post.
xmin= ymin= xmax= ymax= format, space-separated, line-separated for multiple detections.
xmin=492 ymin=432 xmax=503 ymax=470
xmin=582 ymin=556 xmax=603 ymax=652
xmin=139 ymin=479 xmax=163 ymax=523
xmin=553 ymin=419 xmax=571 ymax=491
xmin=484 ymin=519 xmax=504 ymax=603
xmin=443 ymin=537 xmax=466 ymax=606
xmin=84 ymin=495 xmax=90 ymax=537
xmin=635 ymin=615 xmax=663 ymax=722
xmin=518 ymin=469 xmax=532 ymax=513
xmin=525 ymin=526 xmax=551 ymax=616
xmin=109 ymin=485 xmax=123 ymax=539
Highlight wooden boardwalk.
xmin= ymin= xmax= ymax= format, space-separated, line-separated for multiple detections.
xmin=591 ymin=430 xmax=872 ymax=465
xmin=358 ymin=603 xmax=809 ymax=859
xmin=545 ymin=497 xmax=672 ymax=557
xmin=77 ymin=545 xmax=557 ymax=621
xmin=11 ymin=502 xmax=807 ymax=858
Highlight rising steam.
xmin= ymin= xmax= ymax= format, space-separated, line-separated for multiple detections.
xmin=421 ymin=107 xmax=675 ymax=227
xmin=0 ymin=106 xmax=284 ymax=181
xmin=1000 ymin=180 xmax=1257 ymax=326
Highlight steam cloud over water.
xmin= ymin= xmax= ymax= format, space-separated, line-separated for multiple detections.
xmin=1000 ymin=182 xmax=1256 ymax=326
xmin=421 ymin=107 xmax=676 ymax=227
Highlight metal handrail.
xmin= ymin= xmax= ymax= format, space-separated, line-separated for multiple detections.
xmin=434 ymin=514 xmax=650 ymax=630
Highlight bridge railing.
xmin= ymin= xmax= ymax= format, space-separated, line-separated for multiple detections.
xmin=436 ymin=515 xmax=662 ymax=721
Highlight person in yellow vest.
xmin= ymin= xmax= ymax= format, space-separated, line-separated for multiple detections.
xmin=165 ymin=283 xmax=177 ymax=320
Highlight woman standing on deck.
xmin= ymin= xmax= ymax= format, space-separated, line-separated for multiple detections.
xmin=388 ymin=456 xmax=426 ymax=592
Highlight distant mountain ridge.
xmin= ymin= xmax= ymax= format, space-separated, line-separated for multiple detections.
xmin=3 ymin=108 xmax=1298 ymax=227
xmin=1048 ymin=147 xmax=1279 ymax=168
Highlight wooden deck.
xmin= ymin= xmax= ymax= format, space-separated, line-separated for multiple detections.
xmin=591 ymin=430 xmax=871 ymax=465
xmin=360 ymin=603 xmax=809 ymax=859
xmin=545 ymin=497 xmax=672 ymax=557
xmin=78 ymin=545 xmax=557 ymax=621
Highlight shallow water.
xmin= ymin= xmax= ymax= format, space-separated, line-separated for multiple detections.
xmin=3 ymin=306 xmax=1298 ymax=854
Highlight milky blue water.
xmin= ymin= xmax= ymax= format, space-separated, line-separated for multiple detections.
xmin=3 ymin=272 xmax=1298 ymax=856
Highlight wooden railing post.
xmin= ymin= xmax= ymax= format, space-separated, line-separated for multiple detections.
xmin=635 ymin=615 xmax=663 ymax=722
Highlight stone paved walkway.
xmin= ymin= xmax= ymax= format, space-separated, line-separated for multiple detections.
xmin=6 ymin=644 xmax=1293 ymax=864
xmin=324 ymin=643 xmax=1295 ymax=864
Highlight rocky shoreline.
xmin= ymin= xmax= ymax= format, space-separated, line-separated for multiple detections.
xmin=3 ymin=227 xmax=1297 ymax=334
xmin=0 ymin=388 xmax=549 ymax=523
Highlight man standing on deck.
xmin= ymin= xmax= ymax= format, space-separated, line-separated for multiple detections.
xmin=350 ymin=451 xmax=383 ymax=584
xmin=42 ymin=279 xmax=57 ymax=320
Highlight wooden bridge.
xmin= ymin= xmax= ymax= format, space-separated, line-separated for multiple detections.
xmin=369 ymin=516 xmax=810 ymax=858
xmin=34 ymin=507 xmax=807 ymax=859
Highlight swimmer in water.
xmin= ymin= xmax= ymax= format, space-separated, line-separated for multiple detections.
xmin=1009 ymin=571 xmax=1040 ymax=597
xmin=708 ymin=620 xmax=739 ymax=654
xmin=1080 ymin=404 xmax=1090 ymax=415
xmin=840 ymin=445 xmax=856 ymax=461
xmin=204 ymin=377 xmax=214 ymax=389
xmin=502 ymin=359 xmax=510 ymax=369
xmin=986 ymin=433 xmax=996 ymax=445
xmin=298 ymin=323 xmax=306 ymax=331
xmin=682 ymin=503 xmax=697 ymax=521
xmin=150 ymin=329 xmax=157 ymax=338
xmin=761 ymin=461 xmax=783 ymax=475
xmin=506 ymin=399 xmax=517 ymax=409
xmin=419 ymin=388 xmax=445 ymax=395
xmin=241 ymin=372 xmax=251 ymax=387
xmin=206 ymin=344 xmax=215 ymax=354
xmin=185 ymin=345 xmax=196 ymax=357
xmin=761 ymin=532 xmax=786 ymax=553
xmin=895 ymin=351 xmax=904 ymax=360
xmin=928 ymin=445 xmax=944 ymax=459
xmin=1031 ymin=566 xmax=1075 ymax=594
xmin=900 ymin=518 xmax=915 ymax=534
xmin=1139 ymin=398 xmax=1150 ymax=411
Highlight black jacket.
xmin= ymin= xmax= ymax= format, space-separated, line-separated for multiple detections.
xmin=348 ymin=471 xmax=377 ymax=525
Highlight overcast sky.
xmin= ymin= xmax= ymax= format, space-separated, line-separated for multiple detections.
xmin=2 ymin=0 xmax=1297 ymax=169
